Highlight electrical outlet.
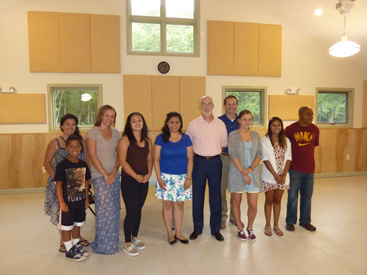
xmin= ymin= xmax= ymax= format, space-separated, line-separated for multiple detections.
xmin=346 ymin=154 xmax=350 ymax=160
xmin=42 ymin=166 xmax=47 ymax=173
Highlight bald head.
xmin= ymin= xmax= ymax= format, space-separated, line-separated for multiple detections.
xmin=299 ymin=106 xmax=312 ymax=116
xmin=200 ymin=95 xmax=213 ymax=104
xmin=298 ymin=106 xmax=314 ymax=126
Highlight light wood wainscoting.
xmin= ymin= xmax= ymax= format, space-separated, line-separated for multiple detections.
xmin=1 ymin=128 xmax=366 ymax=190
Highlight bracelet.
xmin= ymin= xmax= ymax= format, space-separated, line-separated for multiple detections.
xmin=114 ymin=166 xmax=119 ymax=170
xmin=186 ymin=178 xmax=192 ymax=180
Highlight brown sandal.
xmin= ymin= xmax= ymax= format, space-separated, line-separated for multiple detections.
xmin=273 ymin=226 xmax=283 ymax=236
xmin=264 ymin=226 xmax=272 ymax=236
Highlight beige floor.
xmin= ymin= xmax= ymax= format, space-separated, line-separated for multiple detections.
xmin=1 ymin=176 xmax=366 ymax=275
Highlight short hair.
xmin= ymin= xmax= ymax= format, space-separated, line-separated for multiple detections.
xmin=94 ymin=105 xmax=117 ymax=127
xmin=161 ymin=112 xmax=183 ymax=143
xmin=200 ymin=95 xmax=213 ymax=104
xmin=299 ymin=106 xmax=311 ymax=115
xmin=122 ymin=112 xmax=149 ymax=143
xmin=60 ymin=114 xmax=82 ymax=141
xmin=66 ymin=134 xmax=83 ymax=147
xmin=224 ymin=95 xmax=238 ymax=105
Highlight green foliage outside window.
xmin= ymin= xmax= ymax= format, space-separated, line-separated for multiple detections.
xmin=54 ymin=90 xmax=98 ymax=126
xmin=167 ymin=25 xmax=194 ymax=53
xmin=226 ymin=91 xmax=261 ymax=124
xmin=132 ymin=23 xmax=161 ymax=51
xmin=317 ymin=92 xmax=347 ymax=123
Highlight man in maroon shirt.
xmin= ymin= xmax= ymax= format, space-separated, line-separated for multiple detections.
xmin=285 ymin=106 xmax=319 ymax=232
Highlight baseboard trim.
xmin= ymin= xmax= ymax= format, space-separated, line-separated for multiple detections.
xmin=0 ymin=181 xmax=157 ymax=195
xmin=0 ymin=187 xmax=46 ymax=195
xmin=315 ymin=171 xmax=367 ymax=178
xmin=0 ymin=175 xmax=365 ymax=195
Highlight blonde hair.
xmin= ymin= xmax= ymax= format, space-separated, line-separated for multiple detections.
xmin=94 ymin=105 xmax=117 ymax=127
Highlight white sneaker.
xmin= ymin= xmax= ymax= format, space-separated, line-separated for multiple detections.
xmin=132 ymin=238 xmax=145 ymax=250
xmin=124 ymin=244 xmax=139 ymax=256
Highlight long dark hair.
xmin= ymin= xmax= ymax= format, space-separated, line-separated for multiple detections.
xmin=266 ymin=117 xmax=287 ymax=149
xmin=161 ymin=112 xmax=183 ymax=143
xmin=94 ymin=105 xmax=117 ymax=127
xmin=122 ymin=112 xmax=149 ymax=144
xmin=60 ymin=114 xmax=82 ymax=140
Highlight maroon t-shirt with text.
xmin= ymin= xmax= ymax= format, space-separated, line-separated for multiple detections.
xmin=285 ymin=122 xmax=319 ymax=174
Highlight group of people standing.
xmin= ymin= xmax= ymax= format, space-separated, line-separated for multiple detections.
xmin=218 ymin=95 xmax=319 ymax=241
xmin=43 ymin=94 xmax=319 ymax=261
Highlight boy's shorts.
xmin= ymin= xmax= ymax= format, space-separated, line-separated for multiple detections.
xmin=59 ymin=207 xmax=86 ymax=231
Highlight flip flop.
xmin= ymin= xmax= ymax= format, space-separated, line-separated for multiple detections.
xmin=273 ymin=226 xmax=284 ymax=236
xmin=264 ymin=226 xmax=272 ymax=236
xmin=59 ymin=244 xmax=66 ymax=253
xmin=79 ymin=238 xmax=90 ymax=246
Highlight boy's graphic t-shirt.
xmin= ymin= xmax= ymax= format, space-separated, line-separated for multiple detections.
xmin=55 ymin=158 xmax=91 ymax=209
xmin=285 ymin=122 xmax=319 ymax=174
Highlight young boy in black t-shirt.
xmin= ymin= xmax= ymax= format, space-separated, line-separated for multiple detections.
xmin=55 ymin=134 xmax=91 ymax=262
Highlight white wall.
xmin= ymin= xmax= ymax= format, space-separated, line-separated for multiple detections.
xmin=1 ymin=0 xmax=366 ymax=134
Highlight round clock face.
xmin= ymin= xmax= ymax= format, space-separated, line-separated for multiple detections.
xmin=158 ymin=61 xmax=170 ymax=74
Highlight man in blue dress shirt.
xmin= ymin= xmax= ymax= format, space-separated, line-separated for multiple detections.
xmin=218 ymin=95 xmax=243 ymax=229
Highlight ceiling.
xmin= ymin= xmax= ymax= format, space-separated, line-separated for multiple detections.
xmin=247 ymin=0 xmax=367 ymax=69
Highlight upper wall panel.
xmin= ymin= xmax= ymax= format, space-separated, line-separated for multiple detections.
xmin=28 ymin=12 xmax=61 ymax=72
xmin=207 ymin=20 xmax=282 ymax=77
xmin=28 ymin=11 xmax=120 ymax=73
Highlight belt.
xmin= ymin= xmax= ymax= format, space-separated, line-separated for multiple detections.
xmin=195 ymin=154 xmax=220 ymax=160
xmin=221 ymin=152 xmax=229 ymax=156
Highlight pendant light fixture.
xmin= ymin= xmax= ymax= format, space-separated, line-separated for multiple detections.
xmin=329 ymin=0 xmax=360 ymax=58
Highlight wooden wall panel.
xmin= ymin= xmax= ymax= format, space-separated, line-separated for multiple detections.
xmin=152 ymin=76 xmax=180 ymax=131
xmin=207 ymin=21 xmax=234 ymax=75
xmin=90 ymin=14 xmax=121 ymax=73
xmin=59 ymin=13 xmax=91 ymax=73
xmin=123 ymin=75 xmax=152 ymax=129
xmin=28 ymin=11 xmax=61 ymax=72
xmin=269 ymin=95 xmax=314 ymax=120
xmin=0 ymin=94 xmax=46 ymax=124
xmin=234 ymin=22 xmax=258 ymax=76
xmin=1 ymin=128 xmax=366 ymax=190
xmin=362 ymin=81 xmax=367 ymax=128
xmin=258 ymin=24 xmax=282 ymax=77
xmin=179 ymin=76 xmax=206 ymax=130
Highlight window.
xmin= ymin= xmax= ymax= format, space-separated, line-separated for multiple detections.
xmin=223 ymin=86 xmax=267 ymax=128
xmin=316 ymin=88 xmax=354 ymax=128
xmin=48 ymin=84 xmax=102 ymax=131
xmin=127 ymin=0 xmax=200 ymax=56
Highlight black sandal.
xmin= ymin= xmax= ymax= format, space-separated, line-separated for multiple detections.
xmin=59 ymin=245 xmax=66 ymax=253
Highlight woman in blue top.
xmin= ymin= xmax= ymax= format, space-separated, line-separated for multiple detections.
xmin=154 ymin=112 xmax=194 ymax=245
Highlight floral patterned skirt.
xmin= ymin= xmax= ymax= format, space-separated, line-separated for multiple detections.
xmin=155 ymin=173 xmax=192 ymax=202
xmin=261 ymin=142 xmax=290 ymax=192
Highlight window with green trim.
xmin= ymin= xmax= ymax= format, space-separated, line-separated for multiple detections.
xmin=316 ymin=88 xmax=353 ymax=127
xmin=127 ymin=0 xmax=200 ymax=56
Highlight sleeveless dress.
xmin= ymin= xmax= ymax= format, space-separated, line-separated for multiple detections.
xmin=44 ymin=138 xmax=85 ymax=225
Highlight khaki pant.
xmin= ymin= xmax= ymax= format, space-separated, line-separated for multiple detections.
xmin=220 ymin=154 xmax=233 ymax=221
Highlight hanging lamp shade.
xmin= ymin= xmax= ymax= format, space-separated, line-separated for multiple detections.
xmin=329 ymin=34 xmax=360 ymax=57
xmin=81 ymin=93 xmax=92 ymax=101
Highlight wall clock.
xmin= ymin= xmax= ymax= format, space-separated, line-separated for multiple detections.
xmin=158 ymin=61 xmax=170 ymax=74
